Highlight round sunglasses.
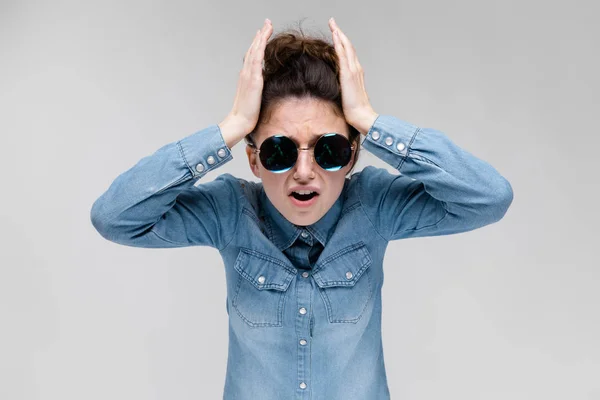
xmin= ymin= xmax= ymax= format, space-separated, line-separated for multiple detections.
xmin=245 ymin=133 xmax=355 ymax=173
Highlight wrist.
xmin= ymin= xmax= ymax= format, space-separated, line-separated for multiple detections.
xmin=350 ymin=110 xmax=379 ymax=137
xmin=218 ymin=116 xmax=252 ymax=150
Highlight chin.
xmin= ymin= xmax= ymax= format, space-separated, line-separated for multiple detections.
xmin=287 ymin=215 xmax=317 ymax=226
xmin=285 ymin=206 xmax=326 ymax=226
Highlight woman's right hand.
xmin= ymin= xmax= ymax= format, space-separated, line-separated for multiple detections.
xmin=219 ymin=18 xmax=273 ymax=149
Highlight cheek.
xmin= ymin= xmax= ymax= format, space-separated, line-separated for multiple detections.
xmin=262 ymin=171 xmax=288 ymax=193
xmin=323 ymin=174 xmax=345 ymax=195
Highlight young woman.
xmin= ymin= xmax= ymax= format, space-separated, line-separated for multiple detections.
xmin=91 ymin=18 xmax=513 ymax=400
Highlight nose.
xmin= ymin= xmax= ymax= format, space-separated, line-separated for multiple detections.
xmin=293 ymin=148 xmax=315 ymax=180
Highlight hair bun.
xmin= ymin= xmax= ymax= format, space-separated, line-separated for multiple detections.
xmin=263 ymin=30 xmax=339 ymax=79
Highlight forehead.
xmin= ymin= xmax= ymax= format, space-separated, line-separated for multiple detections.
xmin=256 ymin=98 xmax=348 ymax=145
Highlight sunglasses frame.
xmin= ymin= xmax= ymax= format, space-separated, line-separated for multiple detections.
xmin=245 ymin=133 xmax=356 ymax=173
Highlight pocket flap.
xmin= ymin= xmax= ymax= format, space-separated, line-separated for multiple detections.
xmin=234 ymin=248 xmax=296 ymax=291
xmin=312 ymin=242 xmax=372 ymax=288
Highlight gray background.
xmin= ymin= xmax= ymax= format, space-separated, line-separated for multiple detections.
xmin=1 ymin=0 xmax=598 ymax=399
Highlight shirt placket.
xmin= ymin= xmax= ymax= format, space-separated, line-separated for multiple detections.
xmin=293 ymin=229 xmax=315 ymax=398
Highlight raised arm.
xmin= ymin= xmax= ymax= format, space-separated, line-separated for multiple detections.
xmin=325 ymin=19 xmax=512 ymax=241
xmin=357 ymin=114 xmax=514 ymax=241
xmin=91 ymin=19 xmax=274 ymax=249
xmin=90 ymin=124 xmax=240 ymax=249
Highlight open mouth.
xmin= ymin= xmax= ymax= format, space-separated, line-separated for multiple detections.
xmin=289 ymin=191 xmax=320 ymax=207
xmin=288 ymin=188 xmax=320 ymax=207
xmin=290 ymin=192 xmax=318 ymax=201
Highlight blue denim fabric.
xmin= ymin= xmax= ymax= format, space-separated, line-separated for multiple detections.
xmin=90 ymin=115 xmax=513 ymax=399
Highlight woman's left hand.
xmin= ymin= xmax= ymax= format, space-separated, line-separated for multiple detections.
xmin=328 ymin=17 xmax=379 ymax=135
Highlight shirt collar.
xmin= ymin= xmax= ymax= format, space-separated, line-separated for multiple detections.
xmin=259 ymin=183 xmax=346 ymax=251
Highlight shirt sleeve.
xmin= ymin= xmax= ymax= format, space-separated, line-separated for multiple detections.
xmin=357 ymin=114 xmax=514 ymax=241
xmin=90 ymin=123 xmax=240 ymax=250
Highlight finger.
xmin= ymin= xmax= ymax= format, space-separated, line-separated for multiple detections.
xmin=336 ymin=30 xmax=358 ymax=71
xmin=250 ymin=21 xmax=272 ymax=66
xmin=250 ymin=27 xmax=265 ymax=59
xmin=329 ymin=20 xmax=358 ymax=71
xmin=329 ymin=19 xmax=348 ymax=69
xmin=243 ymin=29 xmax=261 ymax=65
xmin=261 ymin=22 xmax=274 ymax=67
xmin=256 ymin=20 xmax=272 ymax=54
xmin=332 ymin=28 xmax=348 ymax=71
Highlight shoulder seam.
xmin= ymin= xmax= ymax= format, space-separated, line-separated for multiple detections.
xmin=356 ymin=167 xmax=389 ymax=242
xmin=219 ymin=175 xmax=244 ymax=251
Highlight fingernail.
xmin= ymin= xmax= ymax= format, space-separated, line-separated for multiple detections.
xmin=265 ymin=18 xmax=271 ymax=24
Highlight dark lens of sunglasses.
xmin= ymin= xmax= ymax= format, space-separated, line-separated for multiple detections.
xmin=258 ymin=134 xmax=352 ymax=172
xmin=258 ymin=135 xmax=297 ymax=173
xmin=314 ymin=133 xmax=352 ymax=171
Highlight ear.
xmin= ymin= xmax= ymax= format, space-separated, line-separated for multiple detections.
xmin=245 ymin=145 xmax=261 ymax=179
xmin=346 ymin=146 xmax=357 ymax=170
xmin=344 ymin=159 xmax=354 ymax=174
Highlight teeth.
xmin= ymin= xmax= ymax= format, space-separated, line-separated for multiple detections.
xmin=294 ymin=190 xmax=315 ymax=195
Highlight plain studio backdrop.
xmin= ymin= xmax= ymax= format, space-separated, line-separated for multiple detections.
xmin=1 ymin=0 xmax=598 ymax=399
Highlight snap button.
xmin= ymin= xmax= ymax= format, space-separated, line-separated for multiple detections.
xmin=195 ymin=163 xmax=205 ymax=173
xmin=257 ymin=275 xmax=265 ymax=284
xmin=302 ymin=271 xmax=309 ymax=278
xmin=299 ymin=307 xmax=307 ymax=315
xmin=301 ymin=231 xmax=308 ymax=238
xmin=299 ymin=339 xmax=307 ymax=345
xmin=217 ymin=148 xmax=227 ymax=158
xmin=397 ymin=142 xmax=405 ymax=151
xmin=385 ymin=137 xmax=393 ymax=146
xmin=371 ymin=131 xmax=380 ymax=140
xmin=207 ymin=156 xmax=215 ymax=165
xmin=299 ymin=382 xmax=307 ymax=389
xmin=346 ymin=271 xmax=353 ymax=279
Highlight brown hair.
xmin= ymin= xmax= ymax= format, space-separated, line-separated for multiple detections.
xmin=245 ymin=20 xmax=361 ymax=175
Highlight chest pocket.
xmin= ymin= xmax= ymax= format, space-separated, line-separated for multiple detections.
xmin=312 ymin=242 xmax=373 ymax=323
xmin=232 ymin=248 xmax=296 ymax=327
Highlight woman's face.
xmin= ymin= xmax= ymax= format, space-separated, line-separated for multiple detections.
xmin=245 ymin=98 xmax=355 ymax=226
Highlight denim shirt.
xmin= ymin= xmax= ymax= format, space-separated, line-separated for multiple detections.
xmin=90 ymin=115 xmax=513 ymax=399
